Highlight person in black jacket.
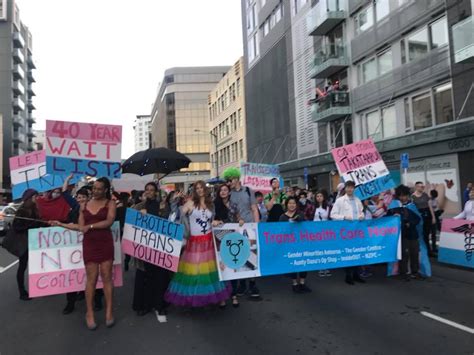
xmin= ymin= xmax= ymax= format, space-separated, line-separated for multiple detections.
xmin=12 ymin=189 xmax=44 ymax=301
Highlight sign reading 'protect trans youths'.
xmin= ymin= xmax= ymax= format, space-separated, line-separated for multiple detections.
xmin=9 ymin=150 xmax=80 ymax=200
xmin=240 ymin=162 xmax=280 ymax=194
xmin=28 ymin=222 xmax=123 ymax=298
xmin=45 ymin=120 xmax=122 ymax=178
xmin=331 ymin=139 xmax=395 ymax=200
xmin=213 ymin=217 xmax=401 ymax=281
xmin=122 ymin=208 xmax=184 ymax=272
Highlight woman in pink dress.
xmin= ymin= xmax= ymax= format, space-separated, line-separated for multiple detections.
xmin=79 ymin=177 xmax=116 ymax=330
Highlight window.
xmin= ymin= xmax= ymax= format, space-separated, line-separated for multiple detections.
xmin=378 ymin=49 xmax=392 ymax=76
xmin=238 ymin=109 xmax=243 ymax=127
xmin=355 ymin=5 xmax=374 ymax=34
xmin=261 ymin=0 xmax=267 ymax=7
xmin=263 ymin=20 xmax=270 ymax=36
xmin=361 ymin=58 xmax=377 ymax=83
xmin=375 ymin=0 xmax=390 ymax=21
xmin=408 ymin=28 xmax=429 ymax=61
xmin=366 ymin=110 xmax=382 ymax=141
xmin=381 ymin=105 xmax=397 ymax=138
xmin=239 ymin=139 xmax=244 ymax=159
xmin=430 ymin=17 xmax=448 ymax=49
xmin=275 ymin=2 xmax=283 ymax=22
xmin=434 ymin=83 xmax=453 ymax=125
xmin=412 ymin=93 xmax=432 ymax=130
xmin=236 ymin=78 xmax=241 ymax=96
xmin=248 ymin=33 xmax=259 ymax=62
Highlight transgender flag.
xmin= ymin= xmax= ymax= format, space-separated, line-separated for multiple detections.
xmin=438 ymin=219 xmax=474 ymax=269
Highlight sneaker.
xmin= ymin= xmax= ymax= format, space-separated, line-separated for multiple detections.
xmin=155 ymin=310 xmax=167 ymax=323
xmin=236 ymin=283 xmax=247 ymax=297
xmin=324 ymin=270 xmax=332 ymax=277
xmin=19 ymin=293 xmax=32 ymax=301
xmin=411 ymin=273 xmax=426 ymax=281
xmin=299 ymin=284 xmax=312 ymax=293
xmin=249 ymin=284 xmax=260 ymax=298
xmin=318 ymin=270 xmax=326 ymax=277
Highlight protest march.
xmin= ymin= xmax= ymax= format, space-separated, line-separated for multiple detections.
xmin=1 ymin=119 xmax=473 ymax=333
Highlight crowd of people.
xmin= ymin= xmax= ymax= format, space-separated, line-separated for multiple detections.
xmin=4 ymin=168 xmax=474 ymax=330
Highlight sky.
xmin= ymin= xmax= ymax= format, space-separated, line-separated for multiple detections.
xmin=16 ymin=0 xmax=244 ymax=159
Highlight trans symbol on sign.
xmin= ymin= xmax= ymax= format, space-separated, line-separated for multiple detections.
xmin=220 ymin=232 xmax=251 ymax=269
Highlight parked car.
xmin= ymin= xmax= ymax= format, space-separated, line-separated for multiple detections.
xmin=0 ymin=203 xmax=20 ymax=236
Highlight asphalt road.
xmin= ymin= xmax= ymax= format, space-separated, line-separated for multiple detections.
xmin=0 ymin=246 xmax=473 ymax=355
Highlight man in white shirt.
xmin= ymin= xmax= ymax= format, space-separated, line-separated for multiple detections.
xmin=330 ymin=181 xmax=365 ymax=285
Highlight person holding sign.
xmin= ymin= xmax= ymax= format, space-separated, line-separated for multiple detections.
xmin=79 ymin=177 xmax=116 ymax=330
xmin=454 ymin=186 xmax=474 ymax=220
xmin=279 ymin=197 xmax=311 ymax=293
xmin=132 ymin=182 xmax=172 ymax=323
xmin=330 ymin=181 xmax=366 ymax=285
xmin=165 ymin=181 xmax=232 ymax=308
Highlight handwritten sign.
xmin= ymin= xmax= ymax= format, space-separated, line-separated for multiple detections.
xmin=45 ymin=120 xmax=122 ymax=178
xmin=240 ymin=162 xmax=280 ymax=194
xmin=28 ymin=222 xmax=123 ymax=298
xmin=438 ymin=218 xmax=474 ymax=269
xmin=331 ymin=139 xmax=395 ymax=199
xmin=122 ymin=208 xmax=184 ymax=272
xmin=10 ymin=150 xmax=80 ymax=200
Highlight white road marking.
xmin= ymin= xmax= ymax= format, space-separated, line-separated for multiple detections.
xmin=421 ymin=311 xmax=474 ymax=334
xmin=0 ymin=260 xmax=19 ymax=274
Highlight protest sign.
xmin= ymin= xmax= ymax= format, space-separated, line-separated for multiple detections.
xmin=213 ymin=217 xmax=401 ymax=281
xmin=10 ymin=150 xmax=80 ymax=200
xmin=28 ymin=222 xmax=123 ymax=298
xmin=331 ymin=139 xmax=395 ymax=199
xmin=45 ymin=120 xmax=122 ymax=178
xmin=240 ymin=162 xmax=280 ymax=194
xmin=213 ymin=223 xmax=261 ymax=281
xmin=438 ymin=218 xmax=474 ymax=269
xmin=122 ymin=208 xmax=184 ymax=272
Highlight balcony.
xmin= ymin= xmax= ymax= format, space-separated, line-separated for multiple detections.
xmin=13 ymin=115 xmax=24 ymax=127
xmin=12 ymin=32 xmax=25 ymax=48
xmin=27 ymin=71 xmax=35 ymax=83
xmin=13 ymin=97 xmax=25 ymax=111
xmin=311 ymin=44 xmax=349 ymax=79
xmin=27 ymin=55 xmax=36 ymax=69
xmin=27 ymin=144 xmax=35 ymax=152
xmin=311 ymin=91 xmax=352 ymax=122
xmin=351 ymin=0 xmax=445 ymax=63
xmin=12 ymin=81 xmax=25 ymax=96
xmin=27 ymin=116 xmax=36 ymax=124
xmin=453 ymin=16 xmax=474 ymax=63
xmin=13 ymin=64 xmax=25 ymax=80
xmin=27 ymin=100 xmax=35 ymax=110
xmin=27 ymin=85 xmax=35 ymax=96
xmin=13 ymin=49 xmax=24 ymax=64
xmin=307 ymin=0 xmax=346 ymax=36
xmin=13 ymin=128 xmax=25 ymax=143
xmin=27 ymin=131 xmax=36 ymax=138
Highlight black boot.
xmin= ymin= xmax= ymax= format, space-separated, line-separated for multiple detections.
xmin=19 ymin=289 xmax=32 ymax=301
xmin=62 ymin=302 xmax=75 ymax=315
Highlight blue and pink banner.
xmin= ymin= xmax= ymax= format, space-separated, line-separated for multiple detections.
xmin=122 ymin=208 xmax=184 ymax=272
xmin=438 ymin=218 xmax=474 ymax=269
xmin=28 ymin=222 xmax=123 ymax=298
xmin=10 ymin=150 xmax=80 ymax=200
xmin=331 ymin=139 xmax=395 ymax=200
xmin=213 ymin=217 xmax=401 ymax=281
xmin=45 ymin=120 xmax=122 ymax=178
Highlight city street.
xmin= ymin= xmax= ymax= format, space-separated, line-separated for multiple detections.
xmin=0 ymin=246 xmax=473 ymax=355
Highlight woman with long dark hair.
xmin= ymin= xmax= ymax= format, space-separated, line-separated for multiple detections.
xmin=165 ymin=181 xmax=231 ymax=308
xmin=79 ymin=177 xmax=116 ymax=330
xmin=313 ymin=190 xmax=332 ymax=277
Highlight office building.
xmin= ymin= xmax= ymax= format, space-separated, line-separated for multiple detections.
xmin=0 ymin=0 xmax=36 ymax=192
xmin=150 ymin=66 xmax=230 ymax=189
xmin=32 ymin=129 xmax=45 ymax=150
xmin=208 ymin=57 xmax=247 ymax=178
xmin=242 ymin=0 xmax=474 ymax=213
xmin=133 ymin=115 xmax=151 ymax=152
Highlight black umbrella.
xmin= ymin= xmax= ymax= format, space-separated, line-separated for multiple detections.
xmin=122 ymin=147 xmax=191 ymax=176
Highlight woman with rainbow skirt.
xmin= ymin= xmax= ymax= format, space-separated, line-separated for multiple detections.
xmin=165 ymin=180 xmax=232 ymax=308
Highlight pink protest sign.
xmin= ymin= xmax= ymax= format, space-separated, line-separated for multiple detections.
xmin=28 ymin=222 xmax=123 ymax=298
xmin=331 ymin=139 xmax=382 ymax=174
xmin=45 ymin=120 xmax=122 ymax=178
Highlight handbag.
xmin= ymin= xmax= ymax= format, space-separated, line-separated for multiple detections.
xmin=1 ymin=228 xmax=28 ymax=258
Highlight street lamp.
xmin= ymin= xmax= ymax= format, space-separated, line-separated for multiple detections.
xmin=194 ymin=129 xmax=219 ymax=179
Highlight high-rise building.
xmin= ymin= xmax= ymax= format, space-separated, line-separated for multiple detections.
xmin=208 ymin=57 xmax=247 ymax=178
xmin=242 ymin=0 xmax=474 ymax=211
xmin=0 ymin=0 xmax=36 ymax=192
xmin=150 ymin=67 xmax=230 ymax=189
xmin=133 ymin=115 xmax=151 ymax=152
xmin=32 ymin=129 xmax=45 ymax=151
